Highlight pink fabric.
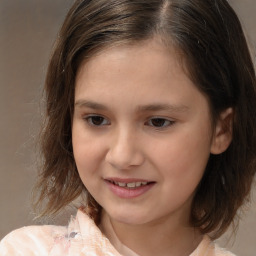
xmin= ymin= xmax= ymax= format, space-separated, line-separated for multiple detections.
xmin=0 ymin=209 xmax=235 ymax=256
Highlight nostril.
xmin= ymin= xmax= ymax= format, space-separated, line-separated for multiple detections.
xmin=105 ymin=145 xmax=145 ymax=169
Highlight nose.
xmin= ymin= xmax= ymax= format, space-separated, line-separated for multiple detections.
xmin=105 ymin=128 xmax=145 ymax=170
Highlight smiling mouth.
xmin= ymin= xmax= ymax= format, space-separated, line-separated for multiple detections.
xmin=108 ymin=180 xmax=153 ymax=188
xmin=105 ymin=178 xmax=156 ymax=198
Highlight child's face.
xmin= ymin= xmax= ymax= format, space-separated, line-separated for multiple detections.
xmin=72 ymin=39 xmax=215 ymax=226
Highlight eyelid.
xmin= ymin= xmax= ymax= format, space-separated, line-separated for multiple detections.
xmin=145 ymin=116 xmax=176 ymax=128
xmin=81 ymin=113 xmax=175 ymax=128
xmin=83 ymin=114 xmax=110 ymax=126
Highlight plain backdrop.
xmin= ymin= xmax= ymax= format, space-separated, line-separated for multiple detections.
xmin=0 ymin=1 xmax=255 ymax=255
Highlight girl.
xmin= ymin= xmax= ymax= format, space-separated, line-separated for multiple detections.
xmin=1 ymin=0 xmax=256 ymax=255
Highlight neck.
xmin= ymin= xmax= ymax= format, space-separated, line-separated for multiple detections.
xmin=100 ymin=210 xmax=203 ymax=256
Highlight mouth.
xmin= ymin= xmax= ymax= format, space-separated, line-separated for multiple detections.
xmin=107 ymin=180 xmax=154 ymax=189
xmin=104 ymin=178 xmax=156 ymax=198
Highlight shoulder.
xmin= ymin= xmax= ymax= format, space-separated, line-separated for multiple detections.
xmin=0 ymin=225 xmax=67 ymax=256
xmin=191 ymin=236 xmax=237 ymax=256
xmin=214 ymin=244 xmax=236 ymax=256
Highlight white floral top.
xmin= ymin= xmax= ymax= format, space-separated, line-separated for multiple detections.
xmin=0 ymin=209 xmax=235 ymax=256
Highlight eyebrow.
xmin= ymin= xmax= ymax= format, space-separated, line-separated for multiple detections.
xmin=137 ymin=103 xmax=189 ymax=113
xmin=75 ymin=100 xmax=189 ymax=113
xmin=75 ymin=100 xmax=108 ymax=110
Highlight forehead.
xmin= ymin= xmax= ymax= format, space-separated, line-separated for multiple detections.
xmin=77 ymin=37 xmax=185 ymax=75
xmin=76 ymin=38 xmax=186 ymax=87
xmin=74 ymin=38 xmax=211 ymax=120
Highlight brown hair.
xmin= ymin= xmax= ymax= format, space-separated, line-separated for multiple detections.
xmin=34 ymin=0 xmax=256 ymax=238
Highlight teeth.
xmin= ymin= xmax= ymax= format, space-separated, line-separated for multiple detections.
xmin=112 ymin=181 xmax=149 ymax=188
xmin=117 ymin=182 xmax=126 ymax=187
xmin=127 ymin=182 xmax=136 ymax=188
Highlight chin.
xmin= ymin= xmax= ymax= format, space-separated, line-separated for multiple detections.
xmin=106 ymin=208 xmax=151 ymax=225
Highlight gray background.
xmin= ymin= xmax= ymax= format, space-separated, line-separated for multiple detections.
xmin=0 ymin=1 xmax=255 ymax=255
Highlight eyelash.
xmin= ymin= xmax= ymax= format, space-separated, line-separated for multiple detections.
xmin=84 ymin=115 xmax=110 ymax=126
xmin=145 ymin=118 xmax=175 ymax=128
xmin=83 ymin=115 xmax=175 ymax=128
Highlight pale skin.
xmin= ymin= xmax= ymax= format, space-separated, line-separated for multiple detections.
xmin=72 ymin=38 xmax=233 ymax=256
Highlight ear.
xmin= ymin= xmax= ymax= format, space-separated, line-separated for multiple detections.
xmin=210 ymin=107 xmax=234 ymax=155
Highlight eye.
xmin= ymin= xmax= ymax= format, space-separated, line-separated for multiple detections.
xmin=84 ymin=115 xmax=110 ymax=126
xmin=146 ymin=118 xmax=174 ymax=128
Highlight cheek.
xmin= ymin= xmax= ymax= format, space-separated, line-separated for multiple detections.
xmin=72 ymin=138 xmax=105 ymax=194
xmin=72 ymin=126 xmax=105 ymax=177
xmin=152 ymin=128 xmax=212 ymax=183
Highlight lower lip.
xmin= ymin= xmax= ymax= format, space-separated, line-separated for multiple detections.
xmin=105 ymin=181 xmax=155 ymax=199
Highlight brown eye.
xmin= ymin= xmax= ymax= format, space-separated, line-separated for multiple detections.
xmin=147 ymin=118 xmax=174 ymax=128
xmin=85 ymin=115 xmax=110 ymax=126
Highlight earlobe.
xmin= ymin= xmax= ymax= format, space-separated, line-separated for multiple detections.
xmin=210 ymin=107 xmax=234 ymax=155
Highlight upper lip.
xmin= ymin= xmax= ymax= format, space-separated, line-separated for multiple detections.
xmin=104 ymin=177 xmax=154 ymax=183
